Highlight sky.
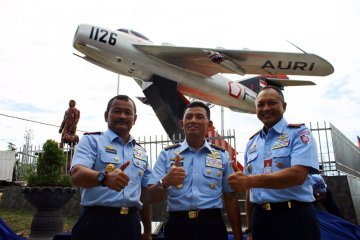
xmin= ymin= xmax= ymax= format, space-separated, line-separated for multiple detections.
xmin=1 ymin=0 xmax=359 ymax=157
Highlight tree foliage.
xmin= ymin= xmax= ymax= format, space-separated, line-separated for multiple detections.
xmin=26 ymin=139 xmax=72 ymax=187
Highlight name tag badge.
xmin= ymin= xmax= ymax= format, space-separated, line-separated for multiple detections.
xmin=105 ymin=145 xmax=117 ymax=154
xmin=171 ymin=162 xmax=184 ymax=167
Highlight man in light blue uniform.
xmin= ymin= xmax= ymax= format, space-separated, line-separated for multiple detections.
xmin=228 ymin=86 xmax=320 ymax=240
xmin=148 ymin=101 xmax=242 ymax=240
xmin=70 ymin=95 xmax=152 ymax=240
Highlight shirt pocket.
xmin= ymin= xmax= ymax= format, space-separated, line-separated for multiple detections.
xmin=199 ymin=167 xmax=223 ymax=195
xmin=129 ymin=157 xmax=147 ymax=183
xmin=272 ymin=148 xmax=291 ymax=170
xmin=245 ymin=151 xmax=258 ymax=175
xmin=97 ymin=153 xmax=120 ymax=171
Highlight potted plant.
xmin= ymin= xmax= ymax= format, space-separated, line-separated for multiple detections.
xmin=22 ymin=139 xmax=76 ymax=240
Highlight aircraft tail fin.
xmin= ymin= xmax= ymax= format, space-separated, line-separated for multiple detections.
xmin=238 ymin=74 xmax=315 ymax=94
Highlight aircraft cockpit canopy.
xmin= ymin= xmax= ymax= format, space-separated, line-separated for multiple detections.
xmin=117 ymin=28 xmax=152 ymax=42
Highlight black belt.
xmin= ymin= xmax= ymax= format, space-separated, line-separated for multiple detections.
xmin=84 ymin=206 xmax=138 ymax=215
xmin=253 ymin=200 xmax=310 ymax=211
xmin=169 ymin=208 xmax=222 ymax=219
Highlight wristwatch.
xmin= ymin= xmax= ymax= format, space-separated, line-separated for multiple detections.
xmin=157 ymin=178 xmax=170 ymax=190
xmin=97 ymin=171 xmax=107 ymax=187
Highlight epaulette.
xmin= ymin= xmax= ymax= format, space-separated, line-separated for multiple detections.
xmin=211 ymin=144 xmax=225 ymax=152
xmin=84 ymin=131 xmax=102 ymax=135
xmin=135 ymin=142 xmax=145 ymax=150
xmin=164 ymin=143 xmax=180 ymax=150
xmin=249 ymin=130 xmax=261 ymax=140
xmin=288 ymin=123 xmax=305 ymax=128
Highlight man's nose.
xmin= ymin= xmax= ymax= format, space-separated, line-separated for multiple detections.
xmin=263 ymin=103 xmax=271 ymax=111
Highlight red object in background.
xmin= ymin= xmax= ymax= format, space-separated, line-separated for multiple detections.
xmin=207 ymin=126 xmax=244 ymax=171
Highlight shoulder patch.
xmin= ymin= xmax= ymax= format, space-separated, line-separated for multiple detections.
xmin=211 ymin=144 xmax=226 ymax=152
xmin=249 ymin=130 xmax=260 ymax=140
xmin=164 ymin=143 xmax=180 ymax=150
xmin=288 ymin=123 xmax=305 ymax=128
xmin=84 ymin=131 xmax=102 ymax=135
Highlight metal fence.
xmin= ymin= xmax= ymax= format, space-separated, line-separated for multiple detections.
xmin=136 ymin=129 xmax=237 ymax=169
xmin=11 ymin=123 xmax=360 ymax=182
xmin=13 ymin=131 xmax=236 ymax=182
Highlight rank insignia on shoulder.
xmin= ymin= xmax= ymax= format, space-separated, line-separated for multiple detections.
xmin=84 ymin=131 xmax=102 ymax=135
xmin=210 ymin=144 xmax=225 ymax=152
xmin=249 ymin=130 xmax=260 ymax=140
xmin=164 ymin=143 xmax=180 ymax=150
xmin=288 ymin=123 xmax=305 ymax=128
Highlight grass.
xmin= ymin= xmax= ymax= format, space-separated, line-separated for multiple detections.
xmin=0 ymin=207 xmax=77 ymax=237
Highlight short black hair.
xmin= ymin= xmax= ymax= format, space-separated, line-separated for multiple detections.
xmin=184 ymin=101 xmax=210 ymax=119
xmin=106 ymin=95 xmax=137 ymax=113
xmin=258 ymin=86 xmax=285 ymax=103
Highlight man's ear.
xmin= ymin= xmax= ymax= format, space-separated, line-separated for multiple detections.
xmin=133 ymin=114 xmax=137 ymax=125
xmin=283 ymin=102 xmax=287 ymax=112
xmin=104 ymin=111 xmax=108 ymax=122
xmin=180 ymin=120 xmax=184 ymax=130
xmin=207 ymin=120 xmax=213 ymax=131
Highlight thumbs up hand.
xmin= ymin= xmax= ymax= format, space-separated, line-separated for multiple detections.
xmin=227 ymin=161 xmax=251 ymax=192
xmin=231 ymin=160 xmax=240 ymax=172
xmin=106 ymin=160 xmax=131 ymax=192
xmin=163 ymin=153 xmax=185 ymax=187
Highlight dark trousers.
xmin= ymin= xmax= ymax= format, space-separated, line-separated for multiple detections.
xmin=71 ymin=207 xmax=141 ymax=240
xmin=252 ymin=203 xmax=320 ymax=240
xmin=164 ymin=215 xmax=227 ymax=240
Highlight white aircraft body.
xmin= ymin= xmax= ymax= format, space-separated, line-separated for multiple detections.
xmin=73 ymin=24 xmax=334 ymax=113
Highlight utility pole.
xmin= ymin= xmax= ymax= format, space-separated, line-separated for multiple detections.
xmin=117 ymin=75 xmax=120 ymax=95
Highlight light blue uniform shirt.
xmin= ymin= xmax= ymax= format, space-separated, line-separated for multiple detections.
xmin=70 ymin=129 xmax=151 ymax=209
xmin=310 ymin=174 xmax=327 ymax=195
xmin=244 ymin=118 xmax=319 ymax=204
xmin=148 ymin=139 xmax=234 ymax=211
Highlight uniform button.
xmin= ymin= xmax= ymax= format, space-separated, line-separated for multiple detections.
xmin=210 ymin=183 xmax=216 ymax=189
xmin=176 ymin=184 xmax=183 ymax=189
xmin=216 ymin=171 xmax=221 ymax=177
xmin=106 ymin=163 xmax=115 ymax=173
xmin=247 ymin=164 xmax=252 ymax=174
xmin=206 ymin=169 xmax=211 ymax=174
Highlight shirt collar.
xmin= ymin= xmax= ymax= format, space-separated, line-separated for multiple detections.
xmin=260 ymin=117 xmax=287 ymax=137
xmin=179 ymin=139 xmax=212 ymax=153
xmin=104 ymin=129 xmax=135 ymax=146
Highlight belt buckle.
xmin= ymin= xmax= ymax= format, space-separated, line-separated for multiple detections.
xmin=120 ymin=207 xmax=129 ymax=215
xmin=188 ymin=210 xmax=199 ymax=219
xmin=263 ymin=203 xmax=271 ymax=211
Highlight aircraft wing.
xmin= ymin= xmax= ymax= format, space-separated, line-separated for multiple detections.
xmin=134 ymin=45 xmax=334 ymax=77
xmin=266 ymin=78 xmax=316 ymax=86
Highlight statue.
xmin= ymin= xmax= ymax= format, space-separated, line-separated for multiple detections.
xmin=59 ymin=100 xmax=80 ymax=148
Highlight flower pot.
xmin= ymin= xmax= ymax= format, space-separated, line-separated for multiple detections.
xmin=22 ymin=187 xmax=76 ymax=240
